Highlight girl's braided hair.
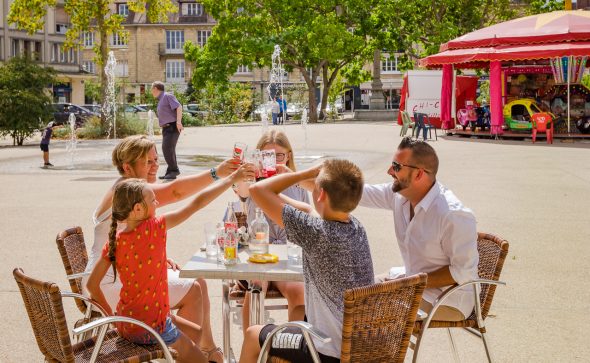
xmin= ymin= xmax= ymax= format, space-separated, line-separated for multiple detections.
xmin=108 ymin=178 xmax=147 ymax=281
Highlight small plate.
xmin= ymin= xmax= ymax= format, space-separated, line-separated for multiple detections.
xmin=248 ymin=253 xmax=279 ymax=264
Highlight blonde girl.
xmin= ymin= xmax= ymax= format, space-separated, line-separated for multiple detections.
xmin=234 ymin=129 xmax=308 ymax=334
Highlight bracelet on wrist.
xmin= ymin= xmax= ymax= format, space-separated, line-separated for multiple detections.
xmin=210 ymin=167 xmax=220 ymax=181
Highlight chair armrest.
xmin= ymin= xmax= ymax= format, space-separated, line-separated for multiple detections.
xmin=67 ymin=272 xmax=90 ymax=280
xmin=72 ymin=316 xmax=174 ymax=363
xmin=61 ymin=292 xmax=109 ymax=317
xmin=257 ymin=321 xmax=331 ymax=363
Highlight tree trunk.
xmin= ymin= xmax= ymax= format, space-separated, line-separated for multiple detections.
xmin=320 ymin=65 xmax=341 ymax=120
xmin=300 ymin=66 xmax=319 ymax=123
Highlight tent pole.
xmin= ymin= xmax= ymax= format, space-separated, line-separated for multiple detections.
xmin=567 ymin=56 xmax=571 ymax=134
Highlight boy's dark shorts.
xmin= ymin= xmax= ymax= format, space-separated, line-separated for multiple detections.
xmin=258 ymin=324 xmax=340 ymax=363
xmin=40 ymin=144 xmax=49 ymax=152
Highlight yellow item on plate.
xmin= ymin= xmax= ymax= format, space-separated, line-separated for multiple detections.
xmin=248 ymin=253 xmax=279 ymax=264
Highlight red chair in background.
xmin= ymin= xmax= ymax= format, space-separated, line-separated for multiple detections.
xmin=531 ymin=113 xmax=553 ymax=144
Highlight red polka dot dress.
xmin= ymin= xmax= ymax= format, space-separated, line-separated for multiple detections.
xmin=101 ymin=216 xmax=169 ymax=340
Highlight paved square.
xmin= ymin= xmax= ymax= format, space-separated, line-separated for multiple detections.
xmin=1 ymin=122 xmax=589 ymax=362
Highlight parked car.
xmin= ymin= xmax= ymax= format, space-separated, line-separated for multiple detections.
xmin=183 ymin=103 xmax=204 ymax=117
xmin=326 ymin=98 xmax=344 ymax=114
xmin=83 ymin=104 xmax=102 ymax=114
xmin=286 ymin=103 xmax=303 ymax=119
xmin=137 ymin=103 xmax=155 ymax=111
xmin=253 ymin=101 xmax=274 ymax=120
xmin=51 ymin=103 xmax=98 ymax=127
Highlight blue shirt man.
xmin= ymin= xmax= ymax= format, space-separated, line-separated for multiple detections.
xmin=152 ymin=81 xmax=183 ymax=179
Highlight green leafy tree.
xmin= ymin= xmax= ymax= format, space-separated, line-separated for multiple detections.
xmin=84 ymin=79 xmax=101 ymax=103
xmin=195 ymin=82 xmax=254 ymax=124
xmin=525 ymin=0 xmax=564 ymax=15
xmin=0 ymin=57 xmax=56 ymax=145
xmin=8 ymin=0 xmax=177 ymax=125
xmin=185 ymin=0 xmax=393 ymax=122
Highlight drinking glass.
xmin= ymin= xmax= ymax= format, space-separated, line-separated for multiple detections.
xmin=243 ymin=150 xmax=258 ymax=183
xmin=261 ymin=149 xmax=277 ymax=178
xmin=233 ymin=142 xmax=248 ymax=163
xmin=287 ymin=240 xmax=302 ymax=264
xmin=205 ymin=222 xmax=218 ymax=258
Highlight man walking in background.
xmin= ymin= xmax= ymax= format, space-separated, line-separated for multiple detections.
xmin=152 ymin=81 xmax=184 ymax=180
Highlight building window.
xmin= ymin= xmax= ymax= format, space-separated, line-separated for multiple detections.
xmin=115 ymin=60 xmax=128 ymax=77
xmin=82 ymin=60 xmax=96 ymax=74
xmin=83 ymin=32 xmax=95 ymax=47
xmin=11 ymin=39 xmax=21 ymax=57
xmin=166 ymin=60 xmax=185 ymax=82
xmin=51 ymin=43 xmax=59 ymax=62
xmin=196 ymin=30 xmax=211 ymax=47
xmin=236 ymin=65 xmax=251 ymax=74
xmin=381 ymin=53 xmax=400 ymax=73
xmin=34 ymin=41 xmax=42 ymax=61
xmin=59 ymin=45 xmax=67 ymax=63
xmin=117 ymin=3 xmax=129 ymax=16
xmin=23 ymin=40 xmax=32 ymax=59
xmin=56 ymin=23 xmax=68 ymax=34
xmin=165 ymin=30 xmax=185 ymax=52
xmin=111 ymin=32 xmax=128 ymax=47
xmin=185 ymin=2 xmax=204 ymax=16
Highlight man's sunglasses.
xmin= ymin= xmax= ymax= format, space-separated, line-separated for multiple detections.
xmin=391 ymin=161 xmax=430 ymax=174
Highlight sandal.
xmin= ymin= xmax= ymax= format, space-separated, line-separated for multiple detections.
xmin=201 ymin=346 xmax=223 ymax=363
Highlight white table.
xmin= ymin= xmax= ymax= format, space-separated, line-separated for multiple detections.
xmin=180 ymin=244 xmax=303 ymax=363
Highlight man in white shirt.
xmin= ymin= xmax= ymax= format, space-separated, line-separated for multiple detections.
xmin=359 ymin=137 xmax=479 ymax=321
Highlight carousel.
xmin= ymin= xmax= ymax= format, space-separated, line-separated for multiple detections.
xmin=420 ymin=10 xmax=590 ymax=137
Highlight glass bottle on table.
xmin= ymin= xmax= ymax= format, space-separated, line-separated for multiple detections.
xmin=216 ymin=223 xmax=225 ymax=263
xmin=250 ymin=208 xmax=269 ymax=254
xmin=224 ymin=202 xmax=238 ymax=232
xmin=224 ymin=227 xmax=238 ymax=265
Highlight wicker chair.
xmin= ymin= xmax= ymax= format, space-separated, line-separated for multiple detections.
xmin=412 ymin=232 xmax=509 ymax=363
xmin=258 ymin=273 xmax=428 ymax=363
xmin=13 ymin=268 xmax=176 ymax=363
xmin=56 ymin=227 xmax=92 ymax=315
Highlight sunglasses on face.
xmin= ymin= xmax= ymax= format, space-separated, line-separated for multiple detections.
xmin=391 ymin=161 xmax=430 ymax=174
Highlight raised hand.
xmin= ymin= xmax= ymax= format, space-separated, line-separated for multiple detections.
xmin=232 ymin=162 xmax=256 ymax=182
xmin=216 ymin=158 xmax=241 ymax=178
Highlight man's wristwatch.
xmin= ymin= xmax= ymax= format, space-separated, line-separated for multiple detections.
xmin=210 ymin=167 xmax=220 ymax=181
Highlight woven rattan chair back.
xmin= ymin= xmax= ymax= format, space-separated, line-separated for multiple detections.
xmin=56 ymin=227 xmax=89 ymax=314
xmin=340 ymin=273 xmax=427 ymax=363
xmin=13 ymin=268 xmax=76 ymax=363
xmin=474 ymin=232 xmax=509 ymax=320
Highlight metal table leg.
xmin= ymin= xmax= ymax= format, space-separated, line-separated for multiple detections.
xmin=222 ymin=280 xmax=231 ymax=363
xmin=249 ymin=284 xmax=266 ymax=326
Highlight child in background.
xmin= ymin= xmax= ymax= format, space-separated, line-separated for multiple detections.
xmin=40 ymin=121 xmax=58 ymax=167
xmin=87 ymin=162 xmax=253 ymax=363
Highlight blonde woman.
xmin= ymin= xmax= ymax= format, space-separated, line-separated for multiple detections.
xmin=83 ymin=135 xmax=240 ymax=362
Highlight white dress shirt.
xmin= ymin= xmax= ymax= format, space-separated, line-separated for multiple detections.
xmin=359 ymin=181 xmax=479 ymax=318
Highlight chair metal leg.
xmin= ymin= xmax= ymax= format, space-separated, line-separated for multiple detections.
xmin=480 ymin=330 xmax=494 ymax=363
xmin=411 ymin=329 xmax=425 ymax=363
xmin=447 ymin=328 xmax=460 ymax=363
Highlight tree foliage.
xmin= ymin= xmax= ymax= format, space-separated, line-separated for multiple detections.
xmin=524 ymin=0 xmax=564 ymax=15
xmin=185 ymin=0 xmax=393 ymax=122
xmin=8 ymin=0 xmax=177 ymax=124
xmin=194 ymin=82 xmax=255 ymax=124
xmin=0 ymin=57 xmax=56 ymax=145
